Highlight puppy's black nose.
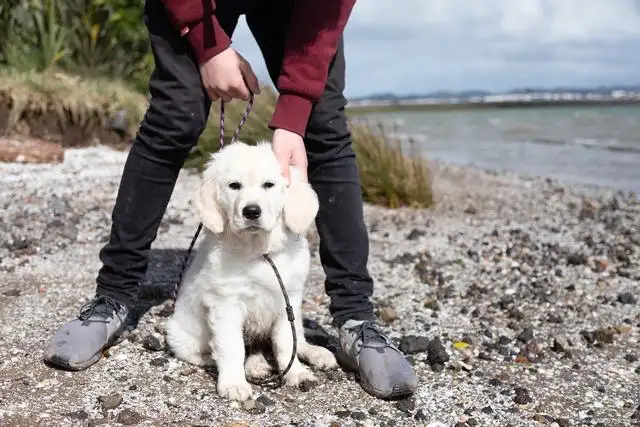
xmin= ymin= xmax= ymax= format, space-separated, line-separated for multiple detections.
xmin=242 ymin=204 xmax=262 ymax=220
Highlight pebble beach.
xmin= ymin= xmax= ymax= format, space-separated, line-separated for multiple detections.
xmin=1 ymin=145 xmax=639 ymax=427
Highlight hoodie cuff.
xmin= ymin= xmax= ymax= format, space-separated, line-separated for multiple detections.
xmin=269 ymin=94 xmax=314 ymax=137
xmin=183 ymin=17 xmax=231 ymax=64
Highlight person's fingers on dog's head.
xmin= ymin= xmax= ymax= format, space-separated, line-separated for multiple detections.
xmin=273 ymin=149 xmax=291 ymax=185
xmin=292 ymin=151 xmax=308 ymax=182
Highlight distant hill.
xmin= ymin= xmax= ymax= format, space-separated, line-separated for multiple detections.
xmin=351 ymin=85 xmax=640 ymax=102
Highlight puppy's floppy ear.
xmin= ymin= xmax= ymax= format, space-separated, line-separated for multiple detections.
xmin=283 ymin=167 xmax=319 ymax=234
xmin=195 ymin=179 xmax=224 ymax=234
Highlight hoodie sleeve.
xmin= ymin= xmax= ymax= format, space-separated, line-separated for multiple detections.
xmin=269 ymin=0 xmax=357 ymax=136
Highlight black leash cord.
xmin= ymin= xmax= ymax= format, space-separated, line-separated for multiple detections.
xmin=249 ymin=253 xmax=297 ymax=387
xmin=167 ymin=92 xmax=297 ymax=387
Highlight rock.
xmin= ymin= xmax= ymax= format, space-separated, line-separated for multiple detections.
xmin=116 ymin=408 xmax=143 ymax=425
xmin=617 ymin=292 xmax=637 ymax=305
xmin=242 ymin=399 xmax=266 ymax=414
xmin=377 ymin=307 xmax=398 ymax=324
xmin=426 ymin=337 xmax=450 ymax=368
xmin=551 ymin=336 xmax=571 ymax=353
xmin=64 ymin=410 xmax=89 ymax=420
xmin=399 ymin=335 xmax=430 ymax=354
xmin=395 ymin=398 xmax=415 ymax=414
xmin=481 ymin=406 xmax=493 ymax=414
xmin=298 ymin=379 xmax=318 ymax=392
xmin=256 ymin=395 xmax=276 ymax=406
xmin=517 ymin=327 xmax=534 ymax=343
xmin=555 ymin=417 xmax=570 ymax=427
xmin=351 ymin=411 xmax=367 ymax=421
xmin=414 ymin=409 xmax=428 ymax=421
xmin=150 ymin=357 xmax=169 ymax=367
xmin=108 ymin=109 xmax=130 ymax=136
xmin=0 ymin=137 xmax=64 ymax=164
xmin=513 ymin=387 xmax=533 ymax=405
xmin=98 ymin=393 xmax=123 ymax=410
xmin=2 ymin=289 xmax=21 ymax=297
xmin=566 ymin=252 xmax=588 ymax=266
xmin=593 ymin=258 xmax=608 ymax=272
xmin=594 ymin=327 xmax=616 ymax=344
xmin=142 ymin=334 xmax=164 ymax=351
xmin=423 ymin=298 xmax=440 ymax=311
xmin=624 ymin=353 xmax=638 ymax=363
xmin=406 ymin=229 xmax=426 ymax=240
xmin=464 ymin=205 xmax=478 ymax=215
xmin=579 ymin=198 xmax=599 ymax=219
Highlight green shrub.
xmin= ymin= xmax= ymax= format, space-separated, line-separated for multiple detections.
xmin=0 ymin=0 xmax=152 ymax=90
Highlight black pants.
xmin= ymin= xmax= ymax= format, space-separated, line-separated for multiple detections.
xmin=95 ymin=0 xmax=374 ymax=326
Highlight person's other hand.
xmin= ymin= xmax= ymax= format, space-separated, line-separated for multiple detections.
xmin=199 ymin=47 xmax=261 ymax=102
xmin=272 ymin=128 xmax=308 ymax=185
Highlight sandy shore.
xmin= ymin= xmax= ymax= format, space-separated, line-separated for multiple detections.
xmin=1 ymin=146 xmax=639 ymax=427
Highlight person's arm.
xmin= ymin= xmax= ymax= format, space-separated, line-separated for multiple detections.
xmin=159 ymin=0 xmax=232 ymax=64
xmin=269 ymin=0 xmax=357 ymax=137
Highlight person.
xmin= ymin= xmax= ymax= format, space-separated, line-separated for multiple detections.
xmin=43 ymin=0 xmax=418 ymax=400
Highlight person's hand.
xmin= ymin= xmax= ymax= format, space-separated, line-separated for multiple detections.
xmin=199 ymin=47 xmax=261 ymax=102
xmin=272 ymin=128 xmax=308 ymax=185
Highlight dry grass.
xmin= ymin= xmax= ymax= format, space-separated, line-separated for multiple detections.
xmin=351 ymin=123 xmax=434 ymax=208
xmin=0 ymin=68 xmax=147 ymax=138
xmin=0 ymin=68 xmax=434 ymax=209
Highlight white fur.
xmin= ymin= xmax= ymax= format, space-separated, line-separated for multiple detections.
xmin=165 ymin=141 xmax=337 ymax=402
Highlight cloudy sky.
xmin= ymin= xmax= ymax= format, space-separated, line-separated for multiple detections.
xmin=230 ymin=0 xmax=640 ymax=98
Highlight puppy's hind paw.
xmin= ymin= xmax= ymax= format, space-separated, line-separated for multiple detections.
xmin=298 ymin=343 xmax=338 ymax=370
xmin=245 ymin=353 xmax=272 ymax=379
xmin=217 ymin=377 xmax=253 ymax=402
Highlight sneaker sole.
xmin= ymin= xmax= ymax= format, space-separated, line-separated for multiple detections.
xmin=336 ymin=349 xmax=416 ymax=400
xmin=43 ymin=327 xmax=126 ymax=371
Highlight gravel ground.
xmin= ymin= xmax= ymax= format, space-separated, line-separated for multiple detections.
xmin=1 ymin=146 xmax=639 ymax=427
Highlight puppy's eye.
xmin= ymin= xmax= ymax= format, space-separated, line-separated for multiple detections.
xmin=262 ymin=181 xmax=275 ymax=189
xmin=229 ymin=182 xmax=242 ymax=190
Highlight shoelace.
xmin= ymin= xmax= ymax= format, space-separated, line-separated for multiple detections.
xmin=78 ymin=295 xmax=123 ymax=323
xmin=349 ymin=321 xmax=397 ymax=353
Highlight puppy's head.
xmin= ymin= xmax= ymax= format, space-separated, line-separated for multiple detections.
xmin=196 ymin=141 xmax=318 ymax=237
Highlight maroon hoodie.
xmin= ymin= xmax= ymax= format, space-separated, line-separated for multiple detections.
xmin=159 ymin=0 xmax=357 ymax=137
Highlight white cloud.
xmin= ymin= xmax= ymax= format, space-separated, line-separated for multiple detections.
xmin=230 ymin=0 xmax=640 ymax=97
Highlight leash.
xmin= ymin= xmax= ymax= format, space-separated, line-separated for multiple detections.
xmin=167 ymin=92 xmax=297 ymax=388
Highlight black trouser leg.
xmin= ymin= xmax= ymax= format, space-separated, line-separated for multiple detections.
xmin=95 ymin=0 xmax=239 ymax=307
xmin=246 ymin=7 xmax=375 ymax=327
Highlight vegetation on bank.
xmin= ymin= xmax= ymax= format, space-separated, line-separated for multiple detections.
xmin=0 ymin=0 xmax=434 ymax=209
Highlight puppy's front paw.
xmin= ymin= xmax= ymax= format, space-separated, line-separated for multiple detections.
xmin=217 ymin=375 xmax=253 ymax=402
xmin=301 ymin=345 xmax=338 ymax=370
xmin=284 ymin=366 xmax=317 ymax=388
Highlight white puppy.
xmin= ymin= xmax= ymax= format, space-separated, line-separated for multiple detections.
xmin=165 ymin=141 xmax=338 ymax=402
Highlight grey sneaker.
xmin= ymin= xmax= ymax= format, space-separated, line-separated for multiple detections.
xmin=338 ymin=319 xmax=418 ymax=399
xmin=43 ymin=295 xmax=129 ymax=370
